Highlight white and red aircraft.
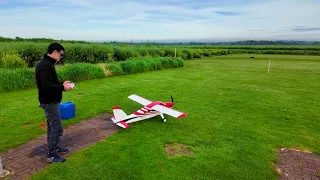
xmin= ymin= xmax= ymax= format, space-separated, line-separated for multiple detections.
xmin=111 ymin=94 xmax=187 ymax=129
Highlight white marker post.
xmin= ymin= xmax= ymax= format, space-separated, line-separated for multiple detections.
xmin=0 ymin=156 xmax=10 ymax=178
xmin=268 ymin=59 xmax=271 ymax=74
xmin=0 ymin=156 xmax=4 ymax=175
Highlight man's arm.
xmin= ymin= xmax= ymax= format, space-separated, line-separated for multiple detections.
xmin=38 ymin=66 xmax=64 ymax=91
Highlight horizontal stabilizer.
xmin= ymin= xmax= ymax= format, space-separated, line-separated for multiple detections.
xmin=112 ymin=106 xmax=128 ymax=122
xmin=116 ymin=121 xmax=129 ymax=128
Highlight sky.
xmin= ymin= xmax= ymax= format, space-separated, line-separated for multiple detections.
xmin=0 ymin=0 xmax=320 ymax=42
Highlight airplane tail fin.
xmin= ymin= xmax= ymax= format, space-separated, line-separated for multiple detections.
xmin=111 ymin=106 xmax=130 ymax=128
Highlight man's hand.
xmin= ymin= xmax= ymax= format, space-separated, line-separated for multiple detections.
xmin=63 ymin=81 xmax=73 ymax=91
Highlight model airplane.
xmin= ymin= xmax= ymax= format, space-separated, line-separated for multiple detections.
xmin=111 ymin=94 xmax=187 ymax=128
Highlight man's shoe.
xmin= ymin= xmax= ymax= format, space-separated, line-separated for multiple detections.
xmin=56 ymin=147 xmax=68 ymax=154
xmin=47 ymin=154 xmax=65 ymax=163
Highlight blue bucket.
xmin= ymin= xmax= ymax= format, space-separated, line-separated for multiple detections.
xmin=60 ymin=102 xmax=76 ymax=120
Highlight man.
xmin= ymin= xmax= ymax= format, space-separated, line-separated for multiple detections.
xmin=35 ymin=42 xmax=73 ymax=163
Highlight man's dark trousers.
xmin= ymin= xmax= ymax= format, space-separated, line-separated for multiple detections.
xmin=40 ymin=102 xmax=63 ymax=155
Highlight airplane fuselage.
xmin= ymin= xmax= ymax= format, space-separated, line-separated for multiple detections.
xmin=111 ymin=94 xmax=186 ymax=128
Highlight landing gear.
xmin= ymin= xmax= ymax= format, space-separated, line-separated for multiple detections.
xmin=160 ymin=113 xmax=167 ymax=123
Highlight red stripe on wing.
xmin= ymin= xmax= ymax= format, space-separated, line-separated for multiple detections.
xmin=120 ymin=121 xmax=129 ymax=128
xmin=112 ymin=106 xmax=121 ymax=110
xmin=133 ymin=111 xmax=144 ymax=115
xmin=177 ymin=113 xmax=187 ymax=118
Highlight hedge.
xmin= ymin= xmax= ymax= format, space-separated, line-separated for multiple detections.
xmin=56 ymin=63 xmax=106 ymax=82
xmin=0 ymin=57 xmax=184 ymax=93
xmin=0 ymin=42 xmax=202 ymax=67
xmin=0 ymin=68 xmax=35 ymax=93
xmin=1 ymin=42 xmax=319 ymax=68
xmin=106 ymin=57 xmax=184 ymax=76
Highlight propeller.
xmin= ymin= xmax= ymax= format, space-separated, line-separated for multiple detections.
xmin=171 ymin=95 xmax=177 ymax=109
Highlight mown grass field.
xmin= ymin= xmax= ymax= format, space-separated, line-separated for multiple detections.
xmin=0 ymin=54 xmax=319 ymax=179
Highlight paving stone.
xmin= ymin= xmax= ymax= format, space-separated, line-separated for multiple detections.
xmin=275 ymin=148 xmax=320 ymax=180
xmin=0 ymin=113 xmax=120 ymax=180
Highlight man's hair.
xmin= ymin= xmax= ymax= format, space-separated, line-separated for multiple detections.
xmin=47 ymin=42 xmax=65 ymax=54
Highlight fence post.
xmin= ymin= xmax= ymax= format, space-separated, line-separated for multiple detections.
xmin=268 ymin=59 xmax=271 ymax=74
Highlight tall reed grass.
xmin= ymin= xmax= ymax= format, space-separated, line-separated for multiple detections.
xmin=0 ymin=57 xmax=184 ymax=93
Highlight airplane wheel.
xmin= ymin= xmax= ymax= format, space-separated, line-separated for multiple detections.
xmin=163 ymin=119 xmax=167 ymax=122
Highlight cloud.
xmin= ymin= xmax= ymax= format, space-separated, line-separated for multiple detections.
xmin=291 ymin=26 xmax=320 ymax=32
xmin=245 ymin=29 xmax=267 ymax=32
xmin=0 ymin=0 xmax=320 ymax=41
xmin=213 ymin=11 xmax=241 ymax=16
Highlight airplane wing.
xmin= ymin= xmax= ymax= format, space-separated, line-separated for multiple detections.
xmin=152 ymin=105 xmax=187 ymax=118
xmin=128 ymin=94 xmax=153 ymax=106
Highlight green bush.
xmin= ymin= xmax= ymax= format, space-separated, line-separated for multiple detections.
xmin=0 ymin=68 xmax=35 ymax=93
xmin=147 ymin=48 xmax=163 ymax=57
xmin=106 ymin=63 xmax=125 ymax=76
xmin=105 ymin=57 xmax=184 ymax=76
xmin=176 ymin=58 xmax=184 ymax=67
xmin=182 ymin=49 xmax=194 ymax=59
xmin=141 ymin=60 xmax=153 ymax=71
xmin=192 ymin=50 xmax=202 ymax=58
xmin=120 ymin=60 xmax=136 ymax=74
xmin=163 ymin=48 xmax=175 ymax=57
xmin=135 ymin=48 xmax=148 ymax=57
xmin=113 ymin=47 xmax=139 ymax=61
xmin=57 ymin=63 xmax=105 ymax=82
xmin=146 ymin=58 xmax=162 ymax=70
xmin=162 ymin=57 xmax=173 ymax=69
xmin=202 ymin=50 xmax=212 ymax=57
xmin=133 ymin=60 xmax=148 ymax=73
xmin=0 ymin=51 xmax=27 ymax=69
xmin=176 ymin=49 xmax=187 ymax=60
xmin=17 ymin=44 xmax=44 ymax=67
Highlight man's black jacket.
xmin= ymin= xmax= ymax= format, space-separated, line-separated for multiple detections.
xmin=35 ymin=54 xmax=65 ymax=104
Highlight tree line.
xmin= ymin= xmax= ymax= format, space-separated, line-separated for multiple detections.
xmin=1 ymin=36 xmax=320 ymax=45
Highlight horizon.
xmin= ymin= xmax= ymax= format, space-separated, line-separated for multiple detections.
xmin=2 ymin=36 xmax=320 ymax=43
xmin=1 ymin=0 xmax=320 ymax=42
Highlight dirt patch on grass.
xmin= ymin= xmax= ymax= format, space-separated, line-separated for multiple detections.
xmin=165 ymin=143 xmax=195 ymax=156
xmin=38 ymin=121 xmax=47 ymax=130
